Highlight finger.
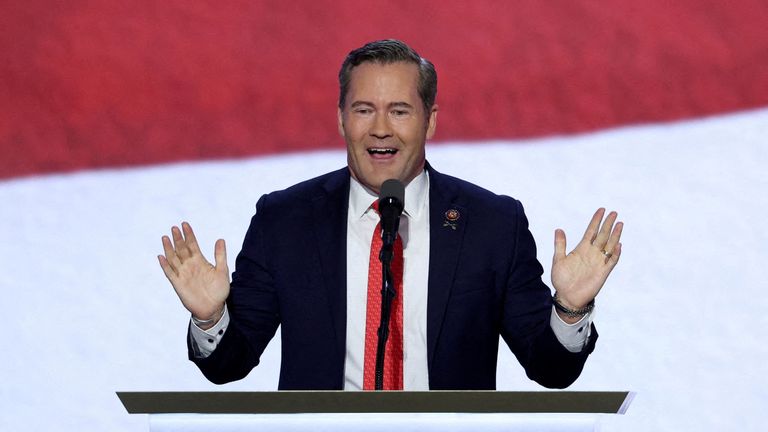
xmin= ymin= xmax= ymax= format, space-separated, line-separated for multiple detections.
xmin=182 ymin=222 xmax=203 ymax=255
xmin=593 ymin=211 xmax=618 ymax=250
xmin=161 ymin=235 xmax=182 ymax=271
xmin=157 ymin=254 xmax=178 ymax=281
xmin=171 ymin=225 xmax=190 ymax=259
xmin=214 ymin=239 xmax=228 ymax=272
xmin=606 ymin=242 xmax=622 ymax=267
xmin=580 ymin=208 xmax=605 ymax=245
xmin=602 ymin=221 xmax=623 ymax=262
xmin=553 ymin=229 xmax=566 ymax=264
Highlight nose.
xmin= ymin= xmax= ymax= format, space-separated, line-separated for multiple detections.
xmin=369 ymin=112 xmax=393 ymax=139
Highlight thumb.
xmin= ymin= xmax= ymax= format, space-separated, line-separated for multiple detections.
xmin=214 ymin=239 xmax=228 ymax=272
xmin=553 ymin=229 xmax=567 ymax=264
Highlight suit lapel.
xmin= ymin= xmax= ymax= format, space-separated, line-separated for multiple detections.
xmin=311 ymin=168 xmax=350 ymax=371
xmin=426 ymin=165 xmax=468 ymax=371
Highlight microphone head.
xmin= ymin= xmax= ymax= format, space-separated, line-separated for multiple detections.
xmin=379 ymin=179 xmax=405 ymax=213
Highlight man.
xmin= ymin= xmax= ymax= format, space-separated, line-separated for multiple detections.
xmin=159 ymin=39 xmax=623 ymax=390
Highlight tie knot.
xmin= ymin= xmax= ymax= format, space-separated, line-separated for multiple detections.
xmin=371 ymin=199 xmax=407 ymax=220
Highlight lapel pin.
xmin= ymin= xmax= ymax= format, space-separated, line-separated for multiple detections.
xmin=443 ymin=209 xmax=460 ymax=230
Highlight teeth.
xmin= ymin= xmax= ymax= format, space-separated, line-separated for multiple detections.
xmin=367 ymin=148 xmax=397 ymax=154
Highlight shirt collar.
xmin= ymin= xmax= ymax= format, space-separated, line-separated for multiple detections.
xmin=349 ymin=169 xmax=429 ymax=220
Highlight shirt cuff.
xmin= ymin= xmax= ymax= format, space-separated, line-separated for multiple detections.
xmin=549 ymin=305 xmax=593 ymax=353
xmin=188 ymin=305 xmax=230 ymax=358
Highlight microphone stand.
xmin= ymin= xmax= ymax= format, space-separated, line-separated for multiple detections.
xmin=375 ymin=222 xmax=399 ymax=390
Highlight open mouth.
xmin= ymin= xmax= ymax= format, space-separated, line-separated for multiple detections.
xmin=367 ymin=147 xmax=398 ymax=156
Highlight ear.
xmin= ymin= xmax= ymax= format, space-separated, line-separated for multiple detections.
xmin=426 ymin=104 xmax=438 ymax=140
xmin=337 ymin=107 xmax=345 ymax=137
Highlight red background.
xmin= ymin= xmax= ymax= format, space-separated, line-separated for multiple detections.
xmin=3 ymin=0 xmax=768 ymax=179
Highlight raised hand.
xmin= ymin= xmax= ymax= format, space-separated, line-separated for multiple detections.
xmin=158 ymin=222 xmax=230 ymax=326
xmin=551 ymin=208 xmax=623 ymax=315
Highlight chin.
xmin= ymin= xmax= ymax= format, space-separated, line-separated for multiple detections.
xmin=354 ymin=166 xmax=407 ymax=192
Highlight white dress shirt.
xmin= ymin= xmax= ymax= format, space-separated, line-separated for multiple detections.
xmin=189 ymin=170 xmax=592 ymax=389
xmin=343 ymin=170 xmax=431 ymax=390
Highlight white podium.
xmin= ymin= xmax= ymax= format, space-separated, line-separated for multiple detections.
xmin=117 ymin=391 xmax=634 ymax=432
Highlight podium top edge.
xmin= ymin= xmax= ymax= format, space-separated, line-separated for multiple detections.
xmin=116 ymin=391 xmax=633 ymax=415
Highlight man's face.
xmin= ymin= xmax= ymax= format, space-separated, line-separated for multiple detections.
xmin=338 ymin=61 xmax=437 ymax=194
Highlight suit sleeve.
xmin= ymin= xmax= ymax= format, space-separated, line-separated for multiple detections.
xmin=500 ymin=199 xmax=597 ymax=389
xmin=188 ymin=194 xmax=281 ymax=384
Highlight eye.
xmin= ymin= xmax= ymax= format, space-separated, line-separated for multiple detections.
xmin=391 ymin=109 xmax=410 ymax=117
xmin=354 ymin=107 xmax=373 ymax=115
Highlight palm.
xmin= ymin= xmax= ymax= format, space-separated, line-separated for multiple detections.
xmin=159 ymin=222 xmax=230 ymax=320
xmin=551 ymin=208 xmax=623 ymax=309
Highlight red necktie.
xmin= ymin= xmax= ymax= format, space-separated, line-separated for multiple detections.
xmin=363 ymin=201 xmax=404 ymax=390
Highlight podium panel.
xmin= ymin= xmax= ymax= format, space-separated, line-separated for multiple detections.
xmin=149 ymin=413 xmax=597 ymax=432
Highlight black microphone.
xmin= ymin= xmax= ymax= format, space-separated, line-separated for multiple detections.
xmin=378 ymin=179 xmax=405 ymax=250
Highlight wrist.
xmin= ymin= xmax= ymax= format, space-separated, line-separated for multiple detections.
xmin=552 ymin=293 xmax=594 ymax=319
xmin=192 ymin=305 xmax=225 ymax=329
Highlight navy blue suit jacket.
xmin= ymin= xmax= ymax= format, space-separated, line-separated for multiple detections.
xmin=190 ymin=164 xmax=597 ymax=389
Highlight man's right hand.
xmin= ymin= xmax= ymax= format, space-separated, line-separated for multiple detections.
xmin=158 ymin=222 xmax=230 ymax=328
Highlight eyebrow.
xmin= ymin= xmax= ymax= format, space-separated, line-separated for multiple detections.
xmin=350 ymin=101 xmax=374 ymax=109
xmin=349 ymin=101 xmax=415 ymax=109
xmin=389 ymin=102 xmax=414 ymax=110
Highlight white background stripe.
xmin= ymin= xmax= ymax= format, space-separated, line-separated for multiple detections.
xmin=1 ymin=108 xmax=766 ymax=431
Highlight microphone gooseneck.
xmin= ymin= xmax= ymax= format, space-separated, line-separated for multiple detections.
xmin=374 ymin=179 xmax=404 ymax=390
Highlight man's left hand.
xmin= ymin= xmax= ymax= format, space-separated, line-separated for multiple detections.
xmin=551 ymin=208 xmax=623 ymax=319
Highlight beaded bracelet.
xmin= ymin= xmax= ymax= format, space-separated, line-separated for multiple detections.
xmin=552 ymin=293 xmax=595 ymax=318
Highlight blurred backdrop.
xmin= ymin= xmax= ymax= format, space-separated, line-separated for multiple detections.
xmin=1 ymin=1 xmax=767 ymax=431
